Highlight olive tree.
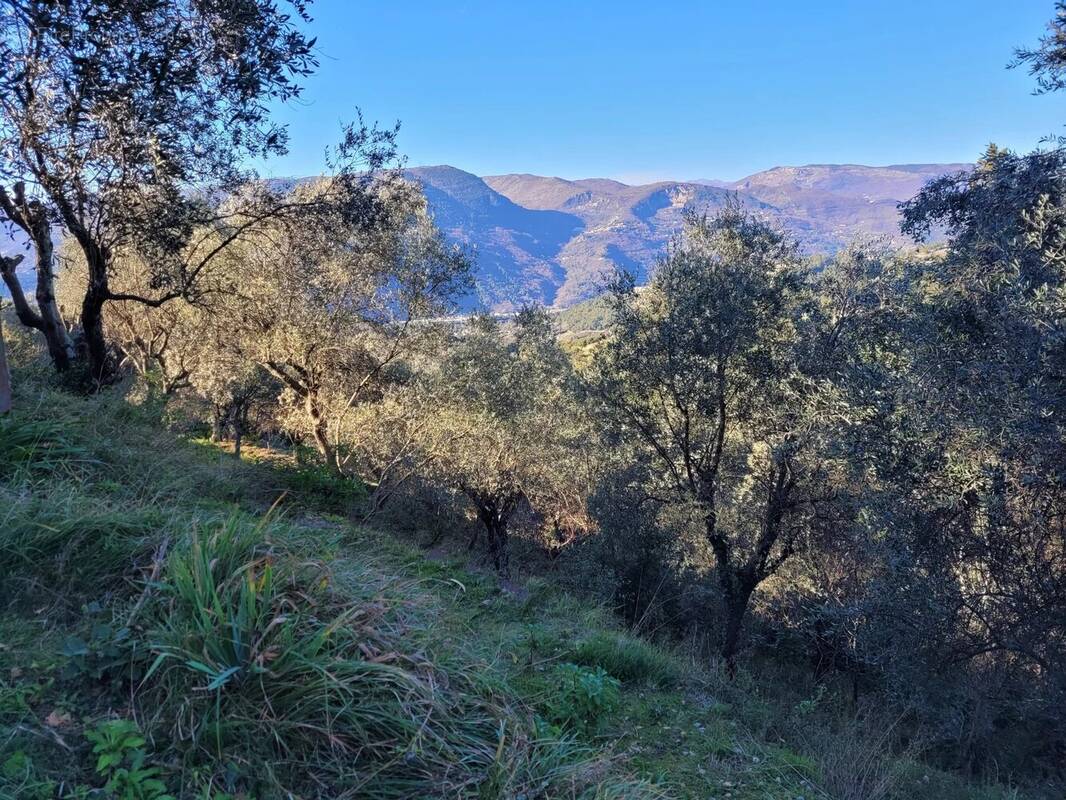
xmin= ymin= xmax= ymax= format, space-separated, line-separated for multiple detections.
xmin=416 ymin=308 xmax=588 ymax=577
xmin=1012 ymin=1 xmax=1066 ymax=96
xmin=0 ymin=0 xmax=321 ymax=380
xmin=0 ymin=186 xmax=73 ymax=369
xmin=214 ymin=177 xmax=472 ymax=473
xmin=56 ymin=242 xmax=208 ymax=395
xmin=882 ymin=146 xmax=1066 ymax=759
xmin=588 ymin=205 xmax=852 ymax=671
xmin=191 ymin=350 xmax=277 ymax=460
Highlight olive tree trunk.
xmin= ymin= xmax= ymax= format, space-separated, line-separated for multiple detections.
xmin=0 ymin=186 xmax=74 ymax=372
xmin=468 ymin=490 xmax=522 ymax=579
xmin=705 ymin=459 xmax=799 ymax=676
xmin=262 ymin=362 xmax=342 ymax=474
xmin=485 ymin=519 xmax=511 ymax=578
xmin=0 ymin=303 xmax=12 ymax=415
xmin=80 ymin=261 xmax=111 ymax=385
xmin=718 ymin=573 xmax=757 ymax=677
xmin=30 ymin=212 xmax=74 ymax=370
xmin=232 ymin=402 xmax=250 ymax=460
xmin=211 ymin=404 xmax=227 ymax=442
xmin=304 ymin=390 xmax=339 ymax=472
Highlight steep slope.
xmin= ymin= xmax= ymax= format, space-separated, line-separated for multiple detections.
xmin=405 ymin=166 xmax=584 ymax=309
xmin=484 ymin=174 xmax=790 ymax=305
xmin=0 ymin=351 xmax=1024 ymax=800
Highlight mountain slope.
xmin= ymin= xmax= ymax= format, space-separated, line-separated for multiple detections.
xmin=1 ymin=163 xmax=966 ymax=310
xmin=405 ymin=166 xmax=583 ymax=308
xmin=483 ymin=174 xmax=788 ymax=305
xmin=711 ymin=162 xmax=969 ymax=242
xmin=480 ymin=163 xmax=964 ymax=307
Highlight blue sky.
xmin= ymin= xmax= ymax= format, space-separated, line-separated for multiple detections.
xmin=262 ymin=1 xmax=1065 ymax=182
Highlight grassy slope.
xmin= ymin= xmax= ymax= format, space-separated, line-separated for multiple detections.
xmin=0 ymin=381 xmax=1024 ymax=800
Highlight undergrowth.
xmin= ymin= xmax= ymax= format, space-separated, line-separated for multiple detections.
xmin=0 ymin=374 xmax=1034 ymax=800
xmin=0 ymin=386 xmax=662 ymax=799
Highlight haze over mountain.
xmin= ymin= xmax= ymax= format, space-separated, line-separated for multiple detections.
xmin=408 ymin=162 xmax=966 ymax=309
xmin=2 ymin=162 xmax=966 ymax=309
xmin=706 ymin=162 xmax=970 ymax=239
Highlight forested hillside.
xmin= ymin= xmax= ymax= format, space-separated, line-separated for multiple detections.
xmin=4 ymin=162 xmax=960 ymax=311
xmin=2 ymin=360 xmax=1025 ymax=800
xmin=1 ymin=2 xmax=1064 ymax=799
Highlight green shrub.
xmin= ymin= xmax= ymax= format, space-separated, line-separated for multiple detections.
xmin=0 ymin=750 xmax=57 ymax=800
xmin=571 ymin=632 xmax=679 ymax=688
xmin=546 ymin=663 xmax=621 ymax=735
xmin=61 ymin=605 xmax=145 ymax=692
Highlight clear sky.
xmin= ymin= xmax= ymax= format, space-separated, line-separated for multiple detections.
xmin=261 ymin=1 xmax=1066 ymax=183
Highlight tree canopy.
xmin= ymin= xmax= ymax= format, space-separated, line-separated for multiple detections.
xmin=0 ymin=0 xmax=324 ymax=379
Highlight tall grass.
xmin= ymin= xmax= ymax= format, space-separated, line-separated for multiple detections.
xmin=0 ymin=416 xmax=92 ymax=478
xmin=0 ymin=488 xmax=164 ymax=601
xmin=136 ymin=517 xmax=657 ymax=799
xmin=570 ymin=632 xmax=680 ymax=688
xmin=0 ymin=388 xmax=663 ymax=798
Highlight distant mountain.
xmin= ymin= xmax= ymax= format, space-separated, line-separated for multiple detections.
xmin=477 ymin=173 xmax=781 ymax=306
xmin=700 ymin=163 xmax=970 ymax=242
xmin=2 ymin=163 xmax=967 ymax=309
xmin=404 ymin=166 xmax=582 ymax=309
xmin=468 ymin=163 xmax=967 ymax=308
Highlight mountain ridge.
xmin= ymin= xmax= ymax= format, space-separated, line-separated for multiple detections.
xmin=2 ymin=162 xmax=967 ymax=309
xmin=407 ymin=162 xmax=965 ymax=308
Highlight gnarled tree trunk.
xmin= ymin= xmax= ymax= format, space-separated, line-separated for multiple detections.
xmin=304 ymin=390 xmax=338 ymax=471
xmin=718 ymin=570 xmax=757 ymax=677
xmin=211 ymin=404 xmax=227 ymax=442
xmin=706 ymin=458 xmax=800 ymax=676
xmin=232 ymin=400 xmax=250 ymax=460
xmin=0 ymin=185 xmax=74 ymax=372
xmin=485 ymin=519 xmax=510 ymax=578
xmin=80 ymin=243 xmax=112 ymax=385
xmin=262 ymin=361 xmax=342 ymax=473
xmin=29 ymin=208 xmax=74 ymax=370
xmin=467 ymin=489 xmax=522 ymax=579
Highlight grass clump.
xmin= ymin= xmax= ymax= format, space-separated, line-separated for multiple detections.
xmin=136 ymin=516 xmax=647 ymax=799
xmin=0 ymin=493 xmax=164 ymax=601
xmin=571 ymin=632 xmax=680 ymax=688
xmin=0 ymin=416 xmax=91 ymax=478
